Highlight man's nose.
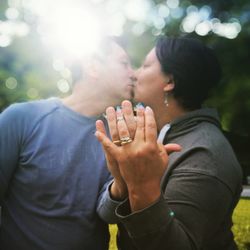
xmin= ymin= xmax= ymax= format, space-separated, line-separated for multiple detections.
xmin=130 ymin=74 xmax=137 ymax=82
xmin=128 ymin=68 xmax=136 ymax=82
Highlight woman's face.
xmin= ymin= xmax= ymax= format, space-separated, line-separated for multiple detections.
xmin=134 ymin=48 xmax=168 ymax=107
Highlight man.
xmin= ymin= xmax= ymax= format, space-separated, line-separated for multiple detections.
xmin=0 ymin=37 xmax=135 ymax=250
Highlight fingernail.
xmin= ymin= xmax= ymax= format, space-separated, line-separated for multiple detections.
xmin=145 ymin=106 xmax=153 ymax=112
xmin=116 ymin=106 xmax=121 ymax=111
xmin=122 ymin=100 xmax=131 ymax=107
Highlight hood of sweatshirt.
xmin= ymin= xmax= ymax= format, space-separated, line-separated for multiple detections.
xmin=163 ymin=108 xmax=221 ymax=144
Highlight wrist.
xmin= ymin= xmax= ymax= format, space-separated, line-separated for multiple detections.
xmin=110 ymin=180 xmax=128 ymax=201
xmin=127 ymin=182 xmax=161 ymax=211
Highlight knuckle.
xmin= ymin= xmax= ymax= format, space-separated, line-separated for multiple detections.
xmin=111 ymin=131 xmax=119 ymax=139
xmin=135 ymin=148 xmax=146 ymax=158
xmin=137 ymin=121 xmax=144 ymax=129
xmin=119 ymin=129 xmax=128 ymax=138
xmin=147 ymin=121 xmax=156 ymax=130
xmin=146 ymin=144 xmax=157 ymax=154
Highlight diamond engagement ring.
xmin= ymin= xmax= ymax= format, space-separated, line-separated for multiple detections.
xmin=120 ymin=136 xmax=133 ymax=146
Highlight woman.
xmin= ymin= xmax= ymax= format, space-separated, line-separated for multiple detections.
xmin=95 ymin=37 xmax=242 ymax=250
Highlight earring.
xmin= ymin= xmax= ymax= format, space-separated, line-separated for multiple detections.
xmin=164 ymin=93 xmax=169 ymax=107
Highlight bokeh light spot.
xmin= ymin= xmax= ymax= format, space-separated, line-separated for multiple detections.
xmin=166 ymin=0 xmax=179 ymax=9
xmin=5 ymin=8 xmax=19 ymax=20
xmin=0 ymin=34 xmax=12 ymax=47
xmin=5 ymin=77 xmax=18 ymax=89
xmin=57 ymin=79 xmax=70 ymax=93
xmin=27 ymin=88 xmax=39 ymax=99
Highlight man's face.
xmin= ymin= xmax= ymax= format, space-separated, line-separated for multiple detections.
xmin=101 ymin=42 xmax=135 ymax=102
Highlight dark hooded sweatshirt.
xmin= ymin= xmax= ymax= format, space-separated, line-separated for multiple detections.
xmin=98 ymin=108 xmax=243 ymax=250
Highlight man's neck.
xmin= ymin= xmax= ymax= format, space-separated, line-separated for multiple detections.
xmin=62 ymin=84 xmax=120 ymax=117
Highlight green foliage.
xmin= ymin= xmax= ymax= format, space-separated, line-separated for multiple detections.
xmin=0 ymin=34 xmax=62 ymax=111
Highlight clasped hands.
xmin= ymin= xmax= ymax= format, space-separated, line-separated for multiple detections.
xmin=95 ymin=100 xmax=181 ymax=211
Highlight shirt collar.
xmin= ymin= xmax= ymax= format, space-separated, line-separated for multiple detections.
xmin=158 ymin=124 xmax=171 ymax=144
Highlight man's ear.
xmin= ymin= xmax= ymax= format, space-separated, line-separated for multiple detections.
xmin=163 ymin=74 xmax=175 ymax=91
xmin=84 ymin=59 xmax=102 ymax=79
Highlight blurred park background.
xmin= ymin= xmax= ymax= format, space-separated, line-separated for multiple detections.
xmin=0 ymin=0 xmax=250 ymax=248
xmin=0 ymin=0 xmax=250 ymax=183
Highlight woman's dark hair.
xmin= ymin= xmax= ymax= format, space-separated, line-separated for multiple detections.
xmin=155 ymin=36 xmax=222 ymax=110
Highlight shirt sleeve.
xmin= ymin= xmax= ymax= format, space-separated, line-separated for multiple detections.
xmin=0 ymin=104 xmax=23 ymax=203
xmin=97 ymin=180 xmax=126 ymax=224
xmin=115 ymin=150 xmax=237 ymax=250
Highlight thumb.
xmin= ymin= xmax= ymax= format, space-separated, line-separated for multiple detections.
xmin=164 ymin=143 xmax=182 ymax=155
xmin=95 ymin=131 xmax=119 ymax=158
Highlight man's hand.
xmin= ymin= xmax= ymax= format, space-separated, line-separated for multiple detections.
xmin=95 ymin=100 xmax=137 ymax=200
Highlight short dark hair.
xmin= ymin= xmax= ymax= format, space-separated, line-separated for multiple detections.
xmin=155 ymin=36 xmax=222 ymax=110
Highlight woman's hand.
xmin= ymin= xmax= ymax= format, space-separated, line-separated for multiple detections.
xmin=96 ymin=101 xmax=181 ymax=211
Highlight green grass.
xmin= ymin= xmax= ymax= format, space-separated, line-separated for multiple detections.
xmin=108 ymin=198 xmax=250 ymax=250
xmin=109 ymin=224 xmax=118 ymax=250
xmin=233 ymin=198 xmax=250 ymax=250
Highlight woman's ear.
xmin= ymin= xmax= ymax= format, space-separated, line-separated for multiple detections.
xmin=163 ymin=74 xmax=175 ymax=91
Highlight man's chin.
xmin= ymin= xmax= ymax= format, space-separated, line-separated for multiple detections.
xmin=131 ymin=91 xmax=140 ymax=103
xmin=121 ymin=91 xmax=133 ymax=102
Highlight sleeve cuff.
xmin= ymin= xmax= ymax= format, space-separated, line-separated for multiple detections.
xmin=115 ymin=194 xmax=174 ymax=238
xmin=97 ymin=181 xmax=127 ymax=224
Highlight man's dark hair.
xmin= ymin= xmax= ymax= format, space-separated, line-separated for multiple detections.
xmin=155 ymin=36 xmax=222 ymax=110
xmin=70 ymin=36 xmax=126 ymax=84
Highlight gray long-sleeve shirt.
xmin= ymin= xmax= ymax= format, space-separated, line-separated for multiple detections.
xmin=97 ymin=108 xmax=242 ymax=250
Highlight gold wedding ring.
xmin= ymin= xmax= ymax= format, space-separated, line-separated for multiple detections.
xmin=113 ymin=140 xmax=121 ymax=146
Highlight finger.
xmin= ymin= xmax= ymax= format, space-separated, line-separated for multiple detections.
xmin=145 ymin=106 xmax=157 ymax=143
xmin=95 ymin=131 xmax=119 ymax=157
xmin=106 ymin=107 xmax=120 ymax=142
xmin=134 ymin=105 xmax=145 ymax=141
xmin=164 ymin=143 xmax=182 ymax=154
xmin=96 ymin=120 xmax=116 ymax=159
xmin=96 ymin=121 xmax=117 ymax=164
xmin=157 ymin=143 xmax=168 ymax=159
xmin=96 ymin=120 xmax=107 ymax=136
xmin=116 ymin=107 xmax=131 ymax=142
xmin=121 ymin=100 xmax=136 ymax=139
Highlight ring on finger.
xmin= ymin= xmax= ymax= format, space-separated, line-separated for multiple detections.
xmin=120 ymin=136 xmax=131 ymax=142
xmin=120 ymin=139 xmax=133 ymax=146
xmin=117 ymin=116 xmax=124 ymax=122
xmin=120 ymin=136 xmax=133 ymax=146
xmin=113 ymin=140 xmax=121 ymax=146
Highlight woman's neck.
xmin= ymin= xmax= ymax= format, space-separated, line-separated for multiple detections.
xmin=153 ymin=99 xmax=187 ymax=132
